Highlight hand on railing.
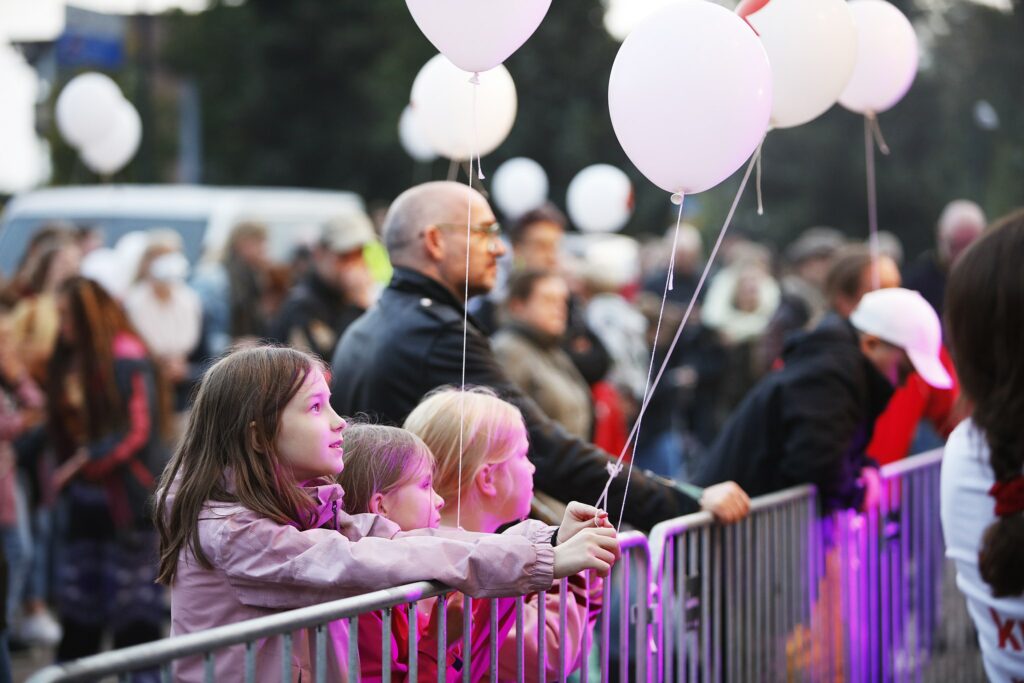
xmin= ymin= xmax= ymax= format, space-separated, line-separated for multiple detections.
xmin=553 ymin=526 xmax=620 ymax=579
xmin=859 ymin=466 xmax=881 ymax=513
xmin=556 ymin=501 xmax=612 ymax=546
xmin=700 ymin=481 xmax=751 ymax=524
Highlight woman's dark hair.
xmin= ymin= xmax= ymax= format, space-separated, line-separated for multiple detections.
xmin=46 ymin=277 xmax=171 ymax=452
xmin=945 ymin=208 xmax=1024 ymax=597
xmin=824 ymin=245 xmax=873 ymax=306
xmin=505 ymin=269 xmax=558 ymax=305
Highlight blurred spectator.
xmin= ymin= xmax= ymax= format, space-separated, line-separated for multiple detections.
xmin=471 ymin=202 xmax=566 ymax=335
xmin=904 ymin=199 xmax=986 ymax=315
xmin=702 ymin=243 xmax=780 ymax=422
xmin=941 ymin=209 xmax=1024 ymax=681
xmin=579 ymin=237 xmax=648 ymax=407
xmin=9 ymin=225 xmax=75 ymax=299
xmin=476 ymin=203 xmax=612 ymax=389
xmin=124 ymin=231 xmax=203 ymax=408
xmin=508 ymin=203 xmax=566 ymax=272
xmin=632 ymin=294 xmax=692 ymax=478
xmin=493 ymin=270 xmax=592 ymax=440
xmin=876 ymin=230 xmax=905 ymax=267
xmin=191 ymin=222 xmax=270 ymax=358
xmin=696 ymin=287 xmax=952 ymax=514
xmin=8 ymin=236 xmax=81 ymax=384
xmin=46 ymin=277 xmax=169 ymax=662
xmin=74 ymin=227 xmax=103 ymax=258
xmin=825 ymin=245 xmax=901 ymax=318
xmin=760 ymin=227 xmax=845 ymax=369
xmin=642 ymin=222 xmax=703 ymax=306
xmin=0 ymin=301 xmax=58 ymax=648
xmin=274 ymin=214 xmax=377 ymax=361
xmin=823 ymin=245 xmax=962 ymax=465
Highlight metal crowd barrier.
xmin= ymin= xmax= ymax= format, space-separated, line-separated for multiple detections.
xmin=27 ymin=532 xmax=651 ymax=683
xmin=648 ymin=485 xmax=820 ymax=683
xmin=646 ymin=449 xmax=983 ymax=683
xmin=28 ymin=450 xmax=982 ymax=683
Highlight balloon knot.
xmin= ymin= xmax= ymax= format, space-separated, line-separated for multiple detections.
xmin=670 ymin=192 xmax=684 ymax=206
xmin=606 ymin=461 xmax=623 ymax=479
xmin=469 ymin=72 xmax=481 ymax=86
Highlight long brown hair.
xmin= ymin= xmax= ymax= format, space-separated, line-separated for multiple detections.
xmin=337 ymin=424 xmax=434 ymax=515
xmin=155 ymin=346 xmax=324 ymax=585
xmin=945 ymin=208 xmax=1024 ymax=597
xmin=47 ymin=277 xmax=170 ymax=451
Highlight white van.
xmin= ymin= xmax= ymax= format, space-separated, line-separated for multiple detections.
xmin=0 ymin=184 xmax=368 ymax=275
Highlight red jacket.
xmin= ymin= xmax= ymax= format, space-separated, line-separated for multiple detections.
xmin=867 ymin=347 xmax=961 ymax=466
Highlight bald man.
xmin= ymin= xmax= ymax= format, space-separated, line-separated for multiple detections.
xmin=330 ymin=182 xmax=750 ymax=530
xmin=904 ymin=199 xmax=986 ymax=315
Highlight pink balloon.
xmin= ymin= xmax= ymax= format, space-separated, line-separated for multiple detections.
xmin=608 ymin=0 xmax=772 ymax=195
xmin=405 ymin=0 xmax=552 ymax=74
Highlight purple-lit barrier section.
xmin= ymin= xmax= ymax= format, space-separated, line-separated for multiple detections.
xmin=26 ymin=532 xmax=651 ymax=683
xmin=28 ymin=451 xmax=980 ymax=683
xmin=647 ymin=448 xmax=983 ymax=682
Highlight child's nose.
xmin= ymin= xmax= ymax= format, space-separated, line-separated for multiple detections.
xmin=333 ymin=414 xmax=347 ymax=433
xmin=434 ymin=492 xmax=445 ymax=510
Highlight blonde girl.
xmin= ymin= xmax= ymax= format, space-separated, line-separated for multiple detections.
xmin=405 ymin=387 xmax=606 ymax=682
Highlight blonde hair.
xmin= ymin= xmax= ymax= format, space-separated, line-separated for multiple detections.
xmin=338 ymin=424 xmax=434 ymax=515
xmin=403 ymin=387 xmax=527 ymax=501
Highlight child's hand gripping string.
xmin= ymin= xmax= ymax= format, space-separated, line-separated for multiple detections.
xmin=556 ymin=501 xmax=612 ymax=547
xmin=553 ymin=501 xmax=620 ymax=579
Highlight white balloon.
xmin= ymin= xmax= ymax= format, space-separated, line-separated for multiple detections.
xmin=566 ymin=165 xmax=633 ymax=234
xmin=410 ymin=54 xmax=517 ymax=162
xmin=398 ymin=105 xmax=437 ymax=163
xmin=607 ymin=0 xmax=772 ymax=195
xmin=739 ymin=0 xmax=857 ymax=129
xmin=492 ymin=157 xmax=548 ymax=219
xmin=80 ymin=98 xmax=142 ymax=175
xmin=55 ymin=72 xmax=124 ymax=149
xmin=405 ymin=0 xmax=552 ymax=74
xmin=839 ymin=0 xmax=918 ymax=115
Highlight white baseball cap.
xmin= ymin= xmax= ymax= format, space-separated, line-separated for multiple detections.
xmin=850 ymin=287 xmax=953 ymax=389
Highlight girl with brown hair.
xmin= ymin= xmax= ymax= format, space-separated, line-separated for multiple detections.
xmin=46 ymin=276 xmax=170 ymax=663
xmin=941 ymin=208 xmax=1024 ymax=681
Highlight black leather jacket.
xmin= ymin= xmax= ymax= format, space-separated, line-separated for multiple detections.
xmin=330 ymin=267 xmax=695 ymax=530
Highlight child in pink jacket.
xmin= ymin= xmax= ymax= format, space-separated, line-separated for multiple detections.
xmin=405 ymin=387 xmax=605 ymax=682
xmin=156 ymin=346 xmax=619 ymax=682
xmin=339 ymin=423 xmax=520 ymax=682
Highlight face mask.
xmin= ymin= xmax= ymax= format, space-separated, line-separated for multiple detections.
xmin=150 ymin=252 xmax=190 ymax=283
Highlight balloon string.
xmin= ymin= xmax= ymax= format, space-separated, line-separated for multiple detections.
xmin=865 ymin=114 xmax=882 ymax=291
xmin=609 ymin=193 xmax=685 ymax=532
xmin=597 ymin=147 xmax=760 ymax=529
xmin=470 ymin=73 xmax=485 ymax=180
xmin=456 ymin=78 xmax=486 ymax=531
xmin=755 ymin=139 xmax=765 ymax=216
xmin=867 ymin=111 xmax=890 ymax=156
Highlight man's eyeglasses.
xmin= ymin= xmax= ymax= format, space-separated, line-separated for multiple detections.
xmin=433 ymin=222 xmax=502 ymax=239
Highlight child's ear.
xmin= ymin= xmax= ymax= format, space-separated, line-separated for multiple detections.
xmin=475 ymin=465 xmax=498 ymax=498
xmin=368 ymin=492 xmax=387 ymax=517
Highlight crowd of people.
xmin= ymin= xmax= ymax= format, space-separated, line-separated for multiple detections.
xmin=0 ymin=184 xmax=1020 ymax=681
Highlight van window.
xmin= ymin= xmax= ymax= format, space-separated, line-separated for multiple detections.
xmin=0 ymin=217 xmax=208 ymax=276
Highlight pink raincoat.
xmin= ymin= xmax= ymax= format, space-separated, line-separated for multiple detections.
xmin=169 ymin=482 xmax=555 ymax=682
